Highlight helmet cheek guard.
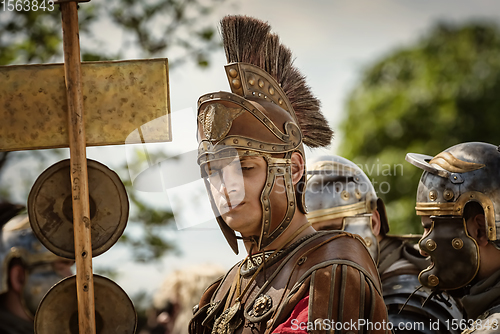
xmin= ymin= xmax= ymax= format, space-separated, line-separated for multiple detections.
xmin=343 ymin=215 xmax=380 ymax=264
xmin=418 ymin=216 xmax=479 ymax=290
xmin=407 ymin=142 xmax=500 ymax=290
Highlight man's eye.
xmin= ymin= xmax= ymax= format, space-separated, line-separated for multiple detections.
xmin=241 ymin=166 xmax=253 ymax=171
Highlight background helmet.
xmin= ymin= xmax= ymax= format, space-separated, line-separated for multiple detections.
xmin=406 ymin=142 xmax=500 ymax=289
xmin=305 ymin=155 xmax=389 ymax=262
xmin=0 ymin=212 xmax=67 ymax=317
xmin=197 ymin=16 xmax=333 ymax=253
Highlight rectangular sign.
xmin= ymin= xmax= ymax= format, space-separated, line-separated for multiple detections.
xmin=0 ymin=58 xmax=171 ymax=151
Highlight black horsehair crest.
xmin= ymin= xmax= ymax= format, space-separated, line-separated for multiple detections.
xmin=220 ymin=15 xmax=333 ymax=148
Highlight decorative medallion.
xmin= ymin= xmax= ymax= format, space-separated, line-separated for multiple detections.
xmin=198 ymin=103 xmax=245 ymax=142
xmin=452 ymin=238 xmax=464 ymax=250
xmin=429 ymin=190 xmax=437 ymax=201
xmin=250 ymin=295 xmax=272 ymax=318
xmin=244 ymin=253 xmax=267 ymax=271
xmin=242 ymin=250 xmax=283 ymax=272
xmin=443 ymin=189 xmax=454 ymax=201
xmin=212 ymin=301 xmax=243 ymax=334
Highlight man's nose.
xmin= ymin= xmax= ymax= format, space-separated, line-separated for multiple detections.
xmin=219 ymin=166 xmax=241 ymax=191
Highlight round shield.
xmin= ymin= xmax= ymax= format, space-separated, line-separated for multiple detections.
xmin=28 ymin=159 xmax=129 ymax=259
xmin=35 ymin=275 xmax=136 ymax=334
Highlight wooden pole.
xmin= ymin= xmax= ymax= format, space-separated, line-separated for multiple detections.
xmin=60 ymin=2 xmax=96 ymax=333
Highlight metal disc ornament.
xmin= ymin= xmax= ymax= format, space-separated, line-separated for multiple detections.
xmin=28 ymin=159 xmax=129 ymax=259
xmin=34 ymin=275 xmax=136 ymax=334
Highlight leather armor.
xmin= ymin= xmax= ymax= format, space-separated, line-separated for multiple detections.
xmin=190 ymin=231 xmax=388 ymax=334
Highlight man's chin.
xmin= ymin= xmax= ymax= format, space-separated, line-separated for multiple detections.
xmin=223 ymin=215 xmax=248 ymax=232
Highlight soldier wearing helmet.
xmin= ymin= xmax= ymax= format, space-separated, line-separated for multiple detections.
xmin=406 ymin=142 xmax=500 ymax=332
xmin=305 ymin=155 xmax=464 ymax=333
xmin=0 ymin=202 xmax=73 ymax=334
xmin=189 ymin=16 xmax=388 ymax=334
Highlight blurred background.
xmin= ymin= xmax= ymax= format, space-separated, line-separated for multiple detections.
xmin=2 ymin=0 xmax=500 ymax=332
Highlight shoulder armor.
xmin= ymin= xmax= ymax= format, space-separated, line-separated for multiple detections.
xmin=384 ymin=274 xmax=463 ymax=334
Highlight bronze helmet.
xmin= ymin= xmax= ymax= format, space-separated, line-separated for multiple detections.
xmin=304 ymin=155 xmax=390 ymax=262
xmin=406 ymin=142 xmax=500 ymax=290
xmin=197 ymin=16 xmax=333 ymax=254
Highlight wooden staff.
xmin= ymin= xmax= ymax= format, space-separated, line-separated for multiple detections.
xmin=60 ymin=2 xmax=96 ymax=333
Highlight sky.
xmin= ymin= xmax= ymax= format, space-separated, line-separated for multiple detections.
xmin=3 ymin=0 xmax=500 ymax=301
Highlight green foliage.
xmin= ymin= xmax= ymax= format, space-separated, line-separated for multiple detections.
xmin=0 ymin=5 xmax=98 ymax=65
xmin=0 ymin=0 xmax=225 ymax=66
xmin=108 ymin=0 xmax=224 ymax=67
xmin=120 ymin=177 xmax=177 ymax=263
xmin=0 ymin=0 xmax=227 ymax=262
xmin=340 ymin=21 xmax=500 ymax=234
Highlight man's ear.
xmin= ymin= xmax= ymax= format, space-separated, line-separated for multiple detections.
xmin=290 ymin=152 xmax=305 ymax=185
xmin=371 ymin=209 xmax=382 ymax=238
xmin=8 ymin=264 xmax=25 ymax=294
xmin=468 ymin=214 xmax=488 ymax=246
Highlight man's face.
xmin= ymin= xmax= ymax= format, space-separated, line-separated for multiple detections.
xmin=205 ymin=155 xmax=267 ymax=237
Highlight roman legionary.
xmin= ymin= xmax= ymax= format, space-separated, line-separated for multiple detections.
xmin=189 ymin=16 xmax=388 ymax=334
xmin=305 ymin=155 xmax=464 ymax=333
xmin=0 ymin=204 xmax=73 ymax=334
xmin=407 ymin=142 xmax=500 ymax=333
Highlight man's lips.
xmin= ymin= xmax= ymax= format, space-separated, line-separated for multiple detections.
xmin=221 ymin=200 xmax=245 ymax=211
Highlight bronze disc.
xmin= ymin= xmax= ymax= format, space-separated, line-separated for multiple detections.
xmin=28 ymin=159 xmax=129 ymax=259
xmin=34 ymin=275 xmax=136 ymax=334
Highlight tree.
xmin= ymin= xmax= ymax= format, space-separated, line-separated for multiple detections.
xmin=340 ymin=22 xmax=500 ymax=234
xmin=0 ymin=0 xmax=224 ymax=65
xmin=0 ymin=0 xmax=226 ymax=261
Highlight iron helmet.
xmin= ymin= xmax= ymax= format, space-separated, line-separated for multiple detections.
xmin=0 ymin=213 xmax=68 ymax=317
xmin=406 ymin=142 xmax=500 ymax=290
xmin=197 ymin=16 xmax=333 ymax=254
xmin=305 ymin=155 xmax=389 ymax=262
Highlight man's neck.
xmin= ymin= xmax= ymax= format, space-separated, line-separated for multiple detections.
xmin=242 ymin=212 xmax=315 ymax=254
xmin=477 ymin=243 xmax=500 ymax=280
